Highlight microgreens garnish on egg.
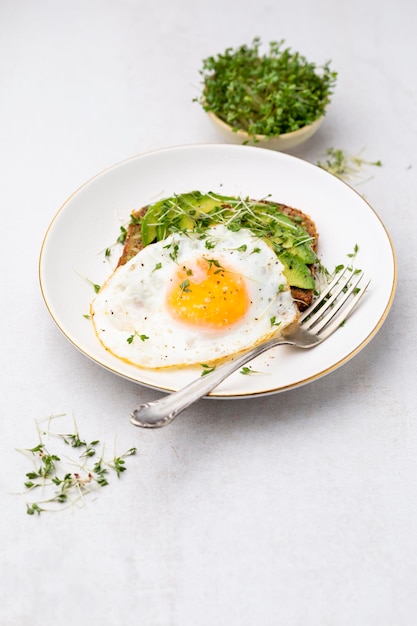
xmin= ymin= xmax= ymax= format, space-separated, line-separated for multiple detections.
xmin=126 ymin=331 xmax=150 ymax=344
xmin=270 ymin=316 xmax=282 ymax=327
xmin=169 ymin=244 xmax=179 ymax=262
xmin=201 ymin=364 xmax=216 ymax=376
xmin=179 ymin=279 xmax=192 ymax=293
xmin=204 ymin=258 xmax=224 ymax=273
xmin=91 ymin=186 xmax=321 ymax=369
xmin=91 ymin=223 xmax=300 ymax=368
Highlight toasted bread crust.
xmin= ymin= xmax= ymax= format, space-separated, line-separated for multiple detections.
xmin=116 ymin=208 xmax=148 ymax=268
xmin=260 ymin=201 xmax=318 ymax=309
xmin=117 ymin=199 xmax=318 ymax=309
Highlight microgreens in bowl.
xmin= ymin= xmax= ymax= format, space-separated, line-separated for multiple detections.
xmin=194 ymin=37 xmax=337 ymax=142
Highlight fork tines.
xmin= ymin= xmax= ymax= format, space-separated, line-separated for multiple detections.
xmin=299 ymin=267 xmax=370 ymax=339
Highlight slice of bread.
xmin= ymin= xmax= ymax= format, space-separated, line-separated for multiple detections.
xmin=260 ymin=200 xmax=318 ymax=310
xmin=117 ymin=197 xmax=318 ymax=310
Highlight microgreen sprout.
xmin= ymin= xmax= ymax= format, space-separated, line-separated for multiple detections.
xmin=84 ymin=277 xmax=101 ymax=293
xmin=169 ymin=244 xmax=179 ymax=262
xmin=332 ymin=245 xmax=361 ymax=275
xmin=204 ymin=258 xmax=224 ymax=273
xmin=201 ymin=363 xmax=216 ymax=376
xmin=347 ymin=243 xmax=359 ymax=259
xmin=129 ymin=212 xmax=143 ymax=226
xmin=179 ymin=279 xmax=192 ymax=293
xmin=108 ymin=448 xmax=137 ymax=478
xmin=270 ymin=316 xmax=282 ymax=328
xmin=103 ymin=213 xmax=143 ymax=258
xmin=16 ymin=415 xmax=137 ymax=515
xmin=26 ymin=503 xmax=43 ymax=516
xmin=117 ymin=226 xmax=127 ymax=245
xmin=127 ymin=331 xmax=149 ymax=344
xmin=240 ymin=366 xmax=263 ymax=376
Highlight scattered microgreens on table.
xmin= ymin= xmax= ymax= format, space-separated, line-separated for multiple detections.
xmin=317 ymin=148 xmax=382 ymax=182
xmin=16 ymin=414 xmax=137 ymax=516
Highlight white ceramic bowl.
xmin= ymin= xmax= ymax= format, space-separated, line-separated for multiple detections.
xmin=207 ymin=110 xmax=324 ymax=151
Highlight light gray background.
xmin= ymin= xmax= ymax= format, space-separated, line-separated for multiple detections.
xmin=0 ymin=1 xmax=415 ymax=624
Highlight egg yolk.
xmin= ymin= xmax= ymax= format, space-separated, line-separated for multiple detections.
xmin=166 ymin=257 xmax=250 ymax=328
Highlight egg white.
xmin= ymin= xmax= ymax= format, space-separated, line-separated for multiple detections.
xmin=91 ymin=224 xmax=298 ymax=368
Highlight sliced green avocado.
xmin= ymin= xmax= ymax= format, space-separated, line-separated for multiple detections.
xmin=287 ymin=242 xmax=317 ymax=264
xmin=141 ymin=191 xmax=228 ymax=245
xmin=181 ymin=191 xmax=230 ymax=215
xmin=141 ymin=199 xmax=164 ymax=245
xmin=179 ymin=214 xmax=195 ymax=230
xmin=140 ymin=191 xmax=316 ymax=291
xmin=278 ymin=252 xmax=315 ymax=290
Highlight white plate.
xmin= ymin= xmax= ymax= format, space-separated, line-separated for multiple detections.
xmin=39 ymin=144 xmax=396 ymax=398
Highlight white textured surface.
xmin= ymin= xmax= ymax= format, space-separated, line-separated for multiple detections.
xmin=0 ymin=1 xmax=415 ymax=624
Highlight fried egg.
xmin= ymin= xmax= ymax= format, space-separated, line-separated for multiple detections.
xmin=91 ymin=224 xmax=298 ymax=368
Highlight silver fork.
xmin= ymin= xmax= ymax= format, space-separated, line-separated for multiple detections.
xmin=131 ymin=267 xmax=369 ymax=428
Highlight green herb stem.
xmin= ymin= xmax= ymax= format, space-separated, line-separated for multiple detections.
xmin=17 ymin=415 xmax=138 ymax=516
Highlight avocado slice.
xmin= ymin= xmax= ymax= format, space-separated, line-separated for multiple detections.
xmin=278 ymin=252 xmax=315 ymax=290
xmin=139 ymin=191 xmax=317 ymax=291
xmin=287 ymin=242 xmax=317 ymax=264
xmin=141 ymin=192 xmax=228 ymax=245
xmin=180 ymin=191 xmax=229 ymax=216
xmin=141 ymin=200 xmax=165 ymax=245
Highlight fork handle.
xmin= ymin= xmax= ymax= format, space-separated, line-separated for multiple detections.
xmin=130 ymin=336 xmax=288 ymax=428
